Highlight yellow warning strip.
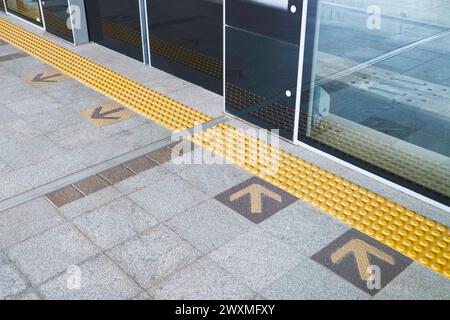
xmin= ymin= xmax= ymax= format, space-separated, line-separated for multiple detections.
xmin=189 ymin=123 xmax=450 ymax=279
xmin=0 ymin=18 xmax=213 ymax=131
xmin=1 ymin=18 xmax=448 ymax=279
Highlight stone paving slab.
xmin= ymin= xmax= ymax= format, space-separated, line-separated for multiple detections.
xmin=0 ymin=252 xmax=27 ymax=299
xmin=107 ymin=225 xmax=201 ymax=289
xmin=208 ymin=229 xmax=306 ymax=292
xmin=38 ymin=255 xmax=141 ymax=300
xmin=148 ymin=257 xmax=256 ymax=300
xmin=127 ymin=175 xmax=209 ymax=222
xmin=261 ymin=259 xmax=371 ymax=300
xmin=166 ymin=199 xmax=257 ymax=254
xmin=73 ymin=197 xmax=158 ymax=250
xmin=7 ymin=224 xmax=99 ymax=286
xmin=259 ymin=201 xmax=351 ymax=257
xmin=0 ymin=198 xmax=63 ymax=250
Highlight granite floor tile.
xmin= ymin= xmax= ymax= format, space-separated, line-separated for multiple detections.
xmin=177 ymin=163 xmax=253 ymax=197
xmin=128 ymin=175 xmax=209 ymax=221
xmin=166 ymin=199 xmax=256 ymax=253
xmin=107 ymin=225 xmax=200 ymax=289
xmin=113 ymin=163 xmax=174 ymax=195
xmin=209 ymin=229 xmax=306 ymax=292
xmin=7 ymin=224 xmax=99 ymax=286
xmin=149 ymin=257 xmax=255 ymax=300
xmin=0 ymin=252 xmax=28 ymax=299
xmin=261 ymin=259 xmax=371 ymax=300
xmin=57 ymin=186 xmax=123 ymax=220
xmin=259 ymin=201 xmax=350 ymax=256
xmin=374 ymin=263 xmax=450 ymax=300
xmin=39 ymin=255 xmax=140 ymax=300
xmin=73 ymin=197 xmax=158 ymax=250
xmin=0 ymin=198 xmax=63 ymax=250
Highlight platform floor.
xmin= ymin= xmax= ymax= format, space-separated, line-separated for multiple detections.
xmin=0 ymin=13 xmax=449 ymax=300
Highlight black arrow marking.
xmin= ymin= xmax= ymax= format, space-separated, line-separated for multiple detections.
xmin=32 ymin=73 xmax=63 ymax=83
xmin=91 ymin=106 xmax=125 ymax=120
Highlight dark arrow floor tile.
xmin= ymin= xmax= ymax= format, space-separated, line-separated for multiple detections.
xmin=123 ymin=156 xmax=158 ymax=174
xmin=311 ymin=229 xmax=413 ymax=295
xmin=99 ymin=165 xmax=135 ymax=184
xmin=46 ymin=185 xmax=85 ymax=208
xmin=215 ymin=177 xmax=297 ymax=224
xmin=73 ymin=175 xmax=110 ymax=195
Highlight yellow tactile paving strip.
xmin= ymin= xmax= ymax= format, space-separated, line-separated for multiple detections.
xmin=189 ymin=123 xmax=450 ymax=278
xmin=0 ymin=18 xmax=212 ymax=131
xmin=1 ymin=18 xmax=449 ymax=279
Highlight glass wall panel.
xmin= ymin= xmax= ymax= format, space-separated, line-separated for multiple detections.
xmin=147 ymin=0 xmax=223 ymax=95
xmin=5 ymin=0 xmax=43 ymax=26
xmin=41 ymin=0 xmax=74 ymax=43
xmin=84 ymin=0 xmax=143 ymax=62
xmin=225 ymin=0 xmax=303 ymax=139
xmin=299 ymin=0 xmax=450 ymax=205
xmin=0 ymin=1 xmax=5 ymax=12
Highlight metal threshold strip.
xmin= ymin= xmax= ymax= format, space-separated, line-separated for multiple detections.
xmin=0 ymin=18 xmax=448 ymax=279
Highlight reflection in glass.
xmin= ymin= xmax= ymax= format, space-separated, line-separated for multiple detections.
xmin=84 ymin=0 xmax=143 ymax=62
xmin=5 ymin=0 xmax=43 ymax=26
xmin=225 ymin=0 xmax=303 ymax=139
xmin=300 ymin=0 xmax=450 ymax=204
xmin=41 ymin=0 xmax=73 ymax=43
xmin=147 ymin=0 xmax=223 ymax=94
xmin=0 ymin=1 xmax=5 ymax=12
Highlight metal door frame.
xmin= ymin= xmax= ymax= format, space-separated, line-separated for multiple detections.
xmin=222 ymin=0 xmax=310 ymax=143
xmin=139 ymin=0 xmax=149 ymax=64
xmin=292 ymin=0 xmax=310 ymax=142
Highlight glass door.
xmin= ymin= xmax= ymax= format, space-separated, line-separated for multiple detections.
xmin=225 ymin=0 xmax=305 ymax=139
xmin=84 ymin=0 xmax=145 ymax=62
xmin=5 ymin=0 xmax=43 ymax=26
xmin=41 ymin=0 xmax=73 ymax=43
xmin=147 ymin=0 xmax=223 ymax=95
xmin=298 ymin=0 xmax=450 ymax=206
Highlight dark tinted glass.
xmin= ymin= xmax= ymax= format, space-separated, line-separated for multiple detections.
xmin=225 ymin=0 xmax=303 ymax=139
xmin=5 ymin=0 xmax=43 ymax=26
xmin=226 ymin=0 xmax=302 ymax=44
xmin=147 ymin=0 xmax=223 ymax=95
xmin=85 ymin=0 xmax=143 ymax=62
xmin=41 ymin=0 xmax=74 ymax=43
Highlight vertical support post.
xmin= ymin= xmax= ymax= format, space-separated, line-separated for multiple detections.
xmin=67 ymin=0 xmax=89 ymax=45
xmin=139 ymin=0 xmax=149 ymax=65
